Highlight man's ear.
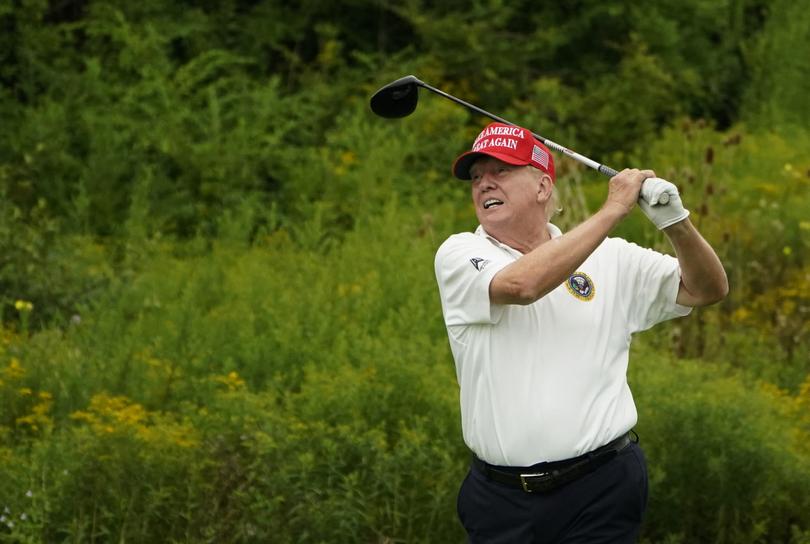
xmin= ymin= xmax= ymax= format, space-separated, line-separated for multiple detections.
xmin=536 ymin=173 xmax=553 ymax=203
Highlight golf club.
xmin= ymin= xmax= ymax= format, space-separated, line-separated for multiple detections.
xmin=370 ymin=75 xmax=669 ymax=205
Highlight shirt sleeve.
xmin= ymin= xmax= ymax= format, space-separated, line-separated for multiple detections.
xmin=618 ymin=239 xmax=692 ymax=332
xmin=434 ymin=233 xmax=514 ymax=326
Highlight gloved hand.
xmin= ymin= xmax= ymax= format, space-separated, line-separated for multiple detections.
xmin=638 ymin=177 xmax=690 ymax=230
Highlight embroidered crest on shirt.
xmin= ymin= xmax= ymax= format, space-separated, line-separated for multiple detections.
xmin=566 ymin=272 xmax=595 ymax=301
xmin=470 ymin=257 xmax=490 ymax=271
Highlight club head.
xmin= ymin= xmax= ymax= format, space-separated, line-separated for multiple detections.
xmin=369 ymin=75 xmax=422 ymax=118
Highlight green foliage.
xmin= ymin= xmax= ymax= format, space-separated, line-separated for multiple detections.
xmin=0 ymin=0 xmax=808 ymax=541
xmin=0 ymin=187 xmax=470 ymax=540
xmin=393 ymin=0 xmax=767 ymax=160
xmin=743 ymin=0 xmax=810 ymax=129
xmin=0 ymin=0 xmax=773 ymax=238
xmin=623 ymin=121 xmax=810 ymax=384
xmin=0 ymin=194 xmax=114 ymax=325
xmin=3 ymin=321 xmax=808 ymax=541
xmin=3 ymin=47 xmax=296 ymax=236
xmin=632 ymin=347 xmax=810 ymax=544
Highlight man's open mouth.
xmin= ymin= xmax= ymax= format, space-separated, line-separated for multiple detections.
xmin=483 ymin=199 xmax=503 ymax=209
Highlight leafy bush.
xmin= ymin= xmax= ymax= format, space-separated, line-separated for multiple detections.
xmin=3 ymin=335 xmax=808 ymax=542
xmin=631 ymin=346 xmax=810 ymax=543
xmin=744 ymin=0 xmax=810 ymax=129
xmin=0 ymin=195 xmax=115 ymax=326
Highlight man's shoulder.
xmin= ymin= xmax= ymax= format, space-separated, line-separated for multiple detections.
xmin=601 ymin=236 xmax=643 ymax=252
xmin=601 ymin=236 xmax=674 ymax=263
xmin=434 ymin=231 xmax=507 ymax=275
xmin=436 ymin=231 xmax=487 ymax=256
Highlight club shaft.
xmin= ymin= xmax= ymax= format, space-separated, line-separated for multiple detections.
xmin=418 ymin=81 xmax=617 ymax=179
xmin=413 ymin=78 xmax=668 ymax=205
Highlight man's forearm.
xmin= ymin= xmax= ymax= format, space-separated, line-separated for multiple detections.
xmin=490 ymin=204 xmax=627 ymax=305
xmin=664 ymin=218 xmax=729 ymax=306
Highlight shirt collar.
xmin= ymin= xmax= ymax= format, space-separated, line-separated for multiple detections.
xmin=474 ymin=223 xmax=563 ymax=255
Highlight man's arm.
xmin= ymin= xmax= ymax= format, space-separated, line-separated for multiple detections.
xmin=490 ymin=169 xmax=647 ymax=305
xmin=636 ymin=176 xmax=729 ymax=307
xmin=490 ymin=205 xmax=626 ymax=305
xmin=664 ymin=218 xmax=729 ymax=307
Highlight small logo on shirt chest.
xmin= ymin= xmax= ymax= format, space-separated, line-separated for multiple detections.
xmin=566 ymin=272 xmax=595 ymax=301
xmin=470 ymin=257 xmax=490 ymax=271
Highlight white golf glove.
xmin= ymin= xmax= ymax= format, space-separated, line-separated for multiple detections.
xmin=638 ymin=177 xmax=690 ymax=230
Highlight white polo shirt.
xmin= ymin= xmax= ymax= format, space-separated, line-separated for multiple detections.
xmin=434 ymin=223 xmax=691 ymax=466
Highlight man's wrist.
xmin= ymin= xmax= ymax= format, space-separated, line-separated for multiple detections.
xmin=599 ymin=200 xmax=631 ymax=222
xmin=662 ymin=216 xmax=693 ymax=237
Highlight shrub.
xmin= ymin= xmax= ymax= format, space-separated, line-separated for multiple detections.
xmin=631 ymin=346 xmax=810 ymax=543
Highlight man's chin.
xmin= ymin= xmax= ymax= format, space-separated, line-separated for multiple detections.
xmin=477 ymin=206 xmax=506 ymax=222
xmin=477 ymin=214 xmax=510 ymax=233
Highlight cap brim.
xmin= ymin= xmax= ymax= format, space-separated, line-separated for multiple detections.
xmin=452 ymin=150 xmax=530 ymax=180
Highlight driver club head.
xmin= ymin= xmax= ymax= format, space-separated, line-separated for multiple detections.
xmin=369 ymin=75 xmax=422 ymax=118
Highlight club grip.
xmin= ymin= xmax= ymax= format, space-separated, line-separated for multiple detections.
xmin=599 ymin=165 xmax=618 ymax=177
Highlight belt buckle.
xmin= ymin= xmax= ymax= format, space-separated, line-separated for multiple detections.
xmin=519 ymin=472 xmax=551 ymax=493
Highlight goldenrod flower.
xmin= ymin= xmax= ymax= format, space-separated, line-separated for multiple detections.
xmin=3 ymin=358 xmax=25 ymax=380
xmin=214 ymin=371 xmax=246 ymax=391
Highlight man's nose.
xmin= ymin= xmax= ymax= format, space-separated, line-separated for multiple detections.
xmin=477 ymin=172 xmax=497 ymax=190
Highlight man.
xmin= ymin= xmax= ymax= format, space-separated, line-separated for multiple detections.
xmin=434 ymin=122 xmax=728 ymax=543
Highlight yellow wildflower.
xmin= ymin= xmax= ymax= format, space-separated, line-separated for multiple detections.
xmin=214 ymin=371 xmax=246 ymax=391
xmin=70 ymin=410 xmax=93 ymax=423
xmin=14 ymin=300 xmax=33 ymax=312
xmin=340 ymin=151 xmax=357 ymax=166
xmin=15 ymin=391 xmax=54 ymax=433
xmin=1 ymin=327 xmax=16 ymax=346
xmin=137 ymin=421 xmax=199 ymax=449
xmin=731 ymin=307 xmax=751 ymax=323
xmin=3 ymin=358 xmax=25 ymax=380
xmin=70 ymin=393 xmax=148 ymax=435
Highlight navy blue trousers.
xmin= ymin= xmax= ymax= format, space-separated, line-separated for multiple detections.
xmin=457 ymin=442 xmax=648 ymax=543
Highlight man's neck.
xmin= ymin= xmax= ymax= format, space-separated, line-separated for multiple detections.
xmin=483 ymin=221 xmax=552 ymax=254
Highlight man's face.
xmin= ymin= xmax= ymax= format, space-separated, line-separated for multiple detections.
xmin=469 ymin=157 xmax=545 ymax=230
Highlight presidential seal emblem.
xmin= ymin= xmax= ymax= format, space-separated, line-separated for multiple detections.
xmin=566 ymin=272 xmax=595 ymax=301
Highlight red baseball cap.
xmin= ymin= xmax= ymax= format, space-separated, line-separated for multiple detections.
xmin=452 ymin=122 xmax=555 ymax=182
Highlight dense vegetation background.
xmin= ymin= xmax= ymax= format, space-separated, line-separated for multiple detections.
xmin=1 ymin=0 xmax=808 ymax=542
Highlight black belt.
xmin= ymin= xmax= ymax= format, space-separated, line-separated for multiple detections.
xmin=472 ymin=432 xmax=633 ymax=493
